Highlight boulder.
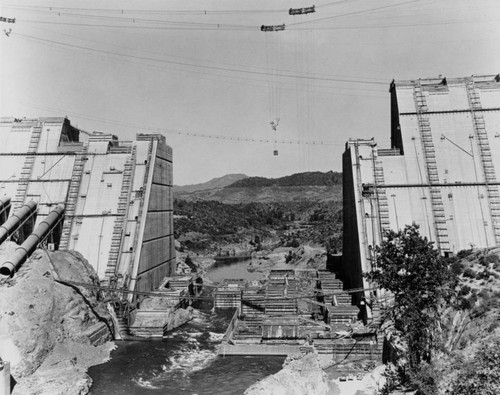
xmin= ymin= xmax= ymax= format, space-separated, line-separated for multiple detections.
xmin=0 ymin=243 xmax=114 ymax=394
xmin=245 ymin=351 xmax=335 ymax=395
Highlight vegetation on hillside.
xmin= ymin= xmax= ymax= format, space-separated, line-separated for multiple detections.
xmin=225 ymin=171 xmax=342 ymax=188
xmin=173 ymin=173 xmax=247 ymax=194
xmin=174 ymin=199 xmax=342 ymax=253
xmin=366 ymin=226 xmax=500 ymax=394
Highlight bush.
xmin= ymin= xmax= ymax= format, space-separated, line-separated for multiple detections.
xmin=463 ymin=268 xmax=476 ymax=278
xmin=407 ymin=362 xmax=439 ymax=395
xmin=451 ymin=261 xmax=465 ymax=276
xmin=458 ymin=285 xmax=471 ymax=296
xmin=456 ymin=297 xmax=473 ymax=310
xmin=476 ymin=269 xmax=491 ymax=280
xmin=285 ymin=238 xmax=300 ymax=248
xmin=453 ymin=337 xmax=500 ymax=394
xmin=457 ymin=249 xmax=473 ymax=259
xmin=380 ymin=364 xmax=401 ymax=395
xmin=484 ymin=253 xmax=500 ymax=265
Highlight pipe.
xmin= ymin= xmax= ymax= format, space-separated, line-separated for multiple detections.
xmin=0 ymin=204 xmax=65 ymax=277
xmin=0 ymin=196 xmax=11 ymax=216
xmin=0 ymin=201 xmax=37 ymax=245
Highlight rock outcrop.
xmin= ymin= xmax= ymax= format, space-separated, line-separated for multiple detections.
xmin=0 ymin=242 xmax=114 ymax=395
xmin=245 ymin=351 xmax=335 ymax=395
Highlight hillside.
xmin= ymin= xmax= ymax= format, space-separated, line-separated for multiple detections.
xmin=174 ymin=199 xmax=343 ymax=253
xmin=174 ymin=171 xmax=344 ymax=253
xmin=226 ymin=171 xmax=342 ymax=188
xmin=174 ymin=171 xmax=342 ymax=204
xmin=378 ymin=246 xmax=500 ymax=394
xmin=173 ymin=173 xmax=247 ymax=194
xmin=175 ymin=185 xmax=341 ymax=204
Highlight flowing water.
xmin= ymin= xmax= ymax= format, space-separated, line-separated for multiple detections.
xmin=89 ymin=261 xmax=284 ymax=394
xmin=205 ymin=259 xmax=265 ymax=283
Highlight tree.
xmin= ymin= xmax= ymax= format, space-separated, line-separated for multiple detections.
xmin=365 ymin=225 xmax=456 ymax=368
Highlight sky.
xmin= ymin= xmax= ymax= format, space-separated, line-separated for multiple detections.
xmin=1 ymin=0 xmax=499 ymax=185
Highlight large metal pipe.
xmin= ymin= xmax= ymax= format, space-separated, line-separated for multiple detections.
xmin=0 ymin=196 xmax=11 ymax=216
xmin=0 ymin=204 xmax=65 ymax=277
xmin=0 ymin=201 xmax=37 ymax=245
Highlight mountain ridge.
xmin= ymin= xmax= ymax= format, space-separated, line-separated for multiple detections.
xmin=174 ymin=171 xmax=342 ymax=204
xmin=173 ymin=173 xmax=248 ymax=194
xmin=225 ymin=171 xmax=342 ymax=188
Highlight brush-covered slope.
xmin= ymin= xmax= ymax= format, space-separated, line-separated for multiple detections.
xmin=174 ymin=171 xmax=341 ymax=204
xmin=173 ymin=174 xmax=247 ymax=194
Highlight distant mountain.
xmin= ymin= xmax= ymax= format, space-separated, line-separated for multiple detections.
xmin=174 ymin=171 xmax=342 ymax=204
xmin=174 ymin=185 xmax=342 ymax=204
xmin=174 ymin=171 xmax=344 ymax=252
xmin=225 ymin=171 xmax=342 ymax=188
xmin=174 ymin=174 xmax=248 ymax=194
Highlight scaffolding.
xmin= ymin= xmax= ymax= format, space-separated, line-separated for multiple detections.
xmin=466 ymin=78 xmax=500 ymax=244
xmin=413 ymin=83 xmax=450 ymax=251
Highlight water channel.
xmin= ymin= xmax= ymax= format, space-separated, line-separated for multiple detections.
xmin=89 ymin=259 xmax=284 ymax=394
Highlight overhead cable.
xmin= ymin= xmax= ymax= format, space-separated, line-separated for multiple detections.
xmin=13 ymin=32 xmax=387 ymax=86
xmin=287 ymin=0 xmax=421 ymax=27
xmin=3 ymin=1 xmax=362 ymax=15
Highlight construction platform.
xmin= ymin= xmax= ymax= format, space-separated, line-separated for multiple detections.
xmin=116 ymin=274 xmax=203 ymax=338
xmin=217 ymin=269 xmax=382 ymax=360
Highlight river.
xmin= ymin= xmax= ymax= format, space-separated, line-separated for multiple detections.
xmin=89 ymin=260 xmax=284 ymax=394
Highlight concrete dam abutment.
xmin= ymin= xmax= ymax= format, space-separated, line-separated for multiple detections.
xmin=0 ymin=117 xmax=175 ymax=296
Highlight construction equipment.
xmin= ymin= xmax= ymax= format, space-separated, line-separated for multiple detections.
xmin=260 ymin=24 xmax=285 ymax=32
xmin=289 ymin=6 xmax=315 ymax=15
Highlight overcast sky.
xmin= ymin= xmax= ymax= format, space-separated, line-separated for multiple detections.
xmin=1 ymin=0 xmax=499 ymax=185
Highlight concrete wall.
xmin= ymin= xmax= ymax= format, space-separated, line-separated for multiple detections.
xmin=0 ymin=118 xmax=175 ymax=294
xmin=341 ymin=145 xmax=363 ymax=294
xmin=342 ymin=75 xmax=500 ymax=297
xmin=132 ymin=135 xmax=176 ymax=294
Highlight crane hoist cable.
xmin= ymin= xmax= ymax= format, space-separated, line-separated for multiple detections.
xmin=262 ymin=23 xmax=285 ymax=156
xmin=290 ymin=6 xmax=316 ymax=168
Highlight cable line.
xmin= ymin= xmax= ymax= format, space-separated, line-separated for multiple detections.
xmin=13 ymin=32 xmax=387 ymax=86
xmin=287 ymin=0 xmax=421 ymax=27
xmin=18 ymin=107 xmax=345 ymax=147
xmin=4 ymin=1 xmax=364 ymax=15
xmin=21 ymin=25 xmax=388 ymax=86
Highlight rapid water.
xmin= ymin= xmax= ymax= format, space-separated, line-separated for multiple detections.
xmin=89 ymin=261 xmax=284 ymax=394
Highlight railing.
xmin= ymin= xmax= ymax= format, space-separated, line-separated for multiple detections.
xmin=221 ymin=305 xmax=241 ymax=343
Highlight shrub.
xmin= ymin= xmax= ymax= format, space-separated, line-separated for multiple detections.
xmin=458 ymin=285 xmax=471 ymax=296
xmin=407 ymin=362 xmax=439 ymax=395
xmin=456 ymin=297 xmax=473 ymax=310
xmin=476 ymin=269 xmax=491 ymax=280
xmin=451 ymin=261 xmax=465 ymax=276
xmin=285 ymin=238 xmax=300 ymax=248
xmin=463 ymin=268 xmax=476 ymax=278
xmin=380 ymin=364 xmax=401 ymax=395
xmin=457 ymin=249 xmax=473 ymax=259
xmin=484 ymin=253 xmax=500 ymax=265
xmin=453 ymin=337 xmax=500 ymax=394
